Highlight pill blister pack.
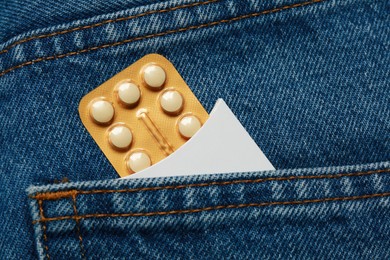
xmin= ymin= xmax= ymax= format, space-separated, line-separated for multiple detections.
xmin=79 ymin=54 xmax=209 ymax=177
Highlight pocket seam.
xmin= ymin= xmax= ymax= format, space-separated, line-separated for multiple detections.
xmin=37 ymin=200 xmax=50 ymax=260
xmin=30 ymin=168 xmax=390 ymax=200
xmin=71 ymin=194 xmax=86 ymax=259
xmin=33 ymin=192 xmax=390 ymax=224
xmin=32 ymin=168 xmax=390 ymax=257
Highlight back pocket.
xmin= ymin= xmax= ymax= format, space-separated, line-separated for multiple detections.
xmin=28 ymin=163 xmax=390 ymax=259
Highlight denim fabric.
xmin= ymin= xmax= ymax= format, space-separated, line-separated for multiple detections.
xmin=0 ymin=0 xmax=160 ymax=43
xmin=28 ymin=163 xmax=390 ymax=259
xmin=0 ymin=0 xmax=389 ymax=259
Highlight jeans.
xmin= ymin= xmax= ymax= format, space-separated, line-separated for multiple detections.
xmin=0 ymin=0 xmax=389 ymax=259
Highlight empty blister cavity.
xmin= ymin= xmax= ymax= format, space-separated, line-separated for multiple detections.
xmin=127 ymin=151 xmax=152 ymax=172
xmin=90 ymin=100 xmax=114 ymax=124
xmin=108 ymin=125 xmax=133 ymax=149
xmin=178 ymin=115 xmax=202 ymax=139
xmin=143 ymin=64 xmax=166 ymax=89
xmin=116 ymin=81 xmax=141 ymax=106
xmin=160 ymin=90 xmax=184 ymax=115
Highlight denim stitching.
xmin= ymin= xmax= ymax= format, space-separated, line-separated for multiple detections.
xmin=72 ymin=194 xmax=86 ymax=259
xmin=32 ymin=192 xmax=390 ymax=224
xmin=38 ymin=200 xmax=50 ymax=260
xmin=0 ymin=0 xmax=219 ymax=55
xmin=30 ymin=168 xmax=390 ymax=200
xmin=0 ymin=0 xmax=326 ymax=78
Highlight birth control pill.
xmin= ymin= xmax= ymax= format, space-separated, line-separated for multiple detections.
xmin=116 ymin=81 xmax=140 ymax=106
xmin=160 ymin=90 xmax=184 ymax=114
xmin=178 ymin=115 xmax=201 ymax=139
xmin=127 ymin=151 xmax=151 ymax=172
xmin=108 ymin=125 xmax=133 ymax=149
xmin=143 ymin=64 xmax=166 ymax=89
xmin=90 ymin=100 xmax=114 ymax=124
xmin=79 ymin=54 xmax=209 ymax=177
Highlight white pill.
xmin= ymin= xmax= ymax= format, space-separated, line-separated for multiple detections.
xmin=160 ymin=90 xmax=183 ymax=114
xmin=143 ymin=65 xmax=166 ymax=89
xmin=117 ymin=82 xmax=140 ymax=106
xmin=90 ymin=100 xmax=114 ymax=124
xmin=127 ymin=151 xmax=151 ymax=172
xmin=108 ymin=125 xmax=133 ymax=149
xmin=178 ymin=115 xmax=201 ymax=139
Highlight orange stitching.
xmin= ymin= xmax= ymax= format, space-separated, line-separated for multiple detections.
xmin=0 ymin=0 xmax=326 ymax=78
xmin=38 ymin=200 xmax=50 ymax=260
xmin=0 ymin=0 xmax=219 ymax=55
xmin=32 ymin=192 xmax=390 ymax=224
xmin=34 ymin=190 xmax=76 ymax=200
xmin=30 ymin=168 xmax=390 ymax=200
xmin=72 ymin=194 xmax=86 ymax=259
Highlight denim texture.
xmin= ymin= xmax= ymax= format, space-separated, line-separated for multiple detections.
xmin=28 ymin=163 xmax=390 ymax=259
xmin=0 ymin=0 xmax=160 ymax=43
xmin=0 ymin=0 xmax=389 ymax=258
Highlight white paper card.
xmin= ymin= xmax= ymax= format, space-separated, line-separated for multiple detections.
xmin=124 ymin=99 xmax=274 ymax=179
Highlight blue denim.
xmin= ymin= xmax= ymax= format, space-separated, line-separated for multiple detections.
xmin=0 ymin=0 xmax=389 ymax=259
xmin=0 ymin=0 xmax=159 ymax=43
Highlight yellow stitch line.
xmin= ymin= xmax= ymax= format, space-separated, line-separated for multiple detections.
xmin=32 ymin=192 xmax=390 ymax=223
xmin=38 ymin=200 xmax=50 ymax=260
xmin=0 ymin=0 xmax=219 ymax=55
xmin=29 ymin=168 xmax=390 ymax=200
xmin=77 ymin=168 xmax=390 ymax=195
xmin=0 ymin=0 xmax=326 ymax=77
xmin=33 ymin=190 xmax=77 ymax=200
xmin=72 ymin=194 xmax=87 ymax=259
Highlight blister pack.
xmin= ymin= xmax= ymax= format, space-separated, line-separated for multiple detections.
xmin=79 ymin=54 xmax=209 ymax=177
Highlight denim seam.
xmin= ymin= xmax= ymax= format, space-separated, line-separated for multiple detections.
xmin=0 ymin=0 xmax=326 ymax=78
xmin=30 ymin=168 xmax=390 ymax=200
xmin=0 ymin=0 xmax=219 ymax=55
xmin=32 ymin=192 xmax=390 ymax=224
xmin=72 ymin=194 xmax=86 ymax=260
xmin=38 ymin=200 xmax=50 ymax=260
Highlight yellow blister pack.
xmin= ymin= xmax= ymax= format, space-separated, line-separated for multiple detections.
xmin=79 ymin=54 xmax=209 ymax=177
